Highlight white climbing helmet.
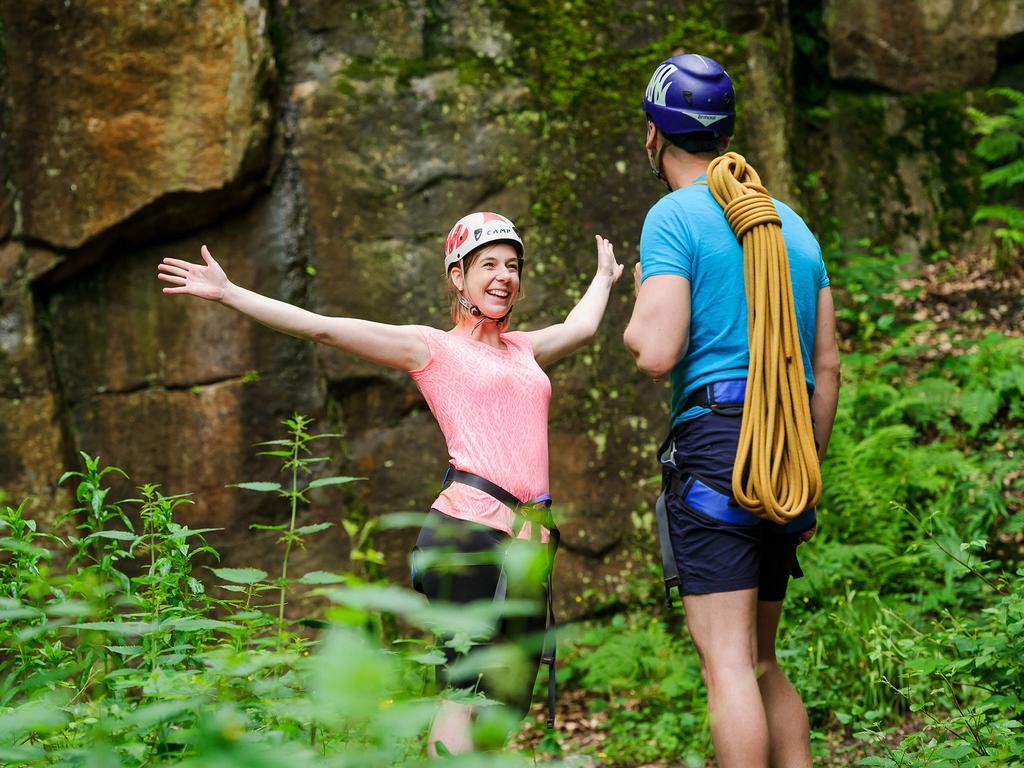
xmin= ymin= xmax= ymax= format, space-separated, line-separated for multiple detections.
xmin=442 ymin=211 xmax=524 ymax=273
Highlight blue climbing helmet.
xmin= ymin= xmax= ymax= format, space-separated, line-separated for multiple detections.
xmin=643 ymin=53 xmax=735 ymax=147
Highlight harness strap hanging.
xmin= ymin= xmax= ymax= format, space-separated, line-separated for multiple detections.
xmin=441 ymin=466 xmax=559 ymax=728
xmin=654 ymin=490 xmax=679 ymax=607
xmin=653 ymin=387 xmax=817 ymax=604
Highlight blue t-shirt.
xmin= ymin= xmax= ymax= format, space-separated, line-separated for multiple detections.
xmin=639 ymin=176 xmax=829 ymax=427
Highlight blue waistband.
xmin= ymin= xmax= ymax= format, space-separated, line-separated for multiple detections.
xmin=692 ymin=379 xmax=747 ymax=408
xmin=678 ymin=475 xmax=816 ymax=531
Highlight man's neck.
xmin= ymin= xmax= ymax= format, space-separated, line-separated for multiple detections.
xmin=661 ymin=145 xmax=713 ymax=191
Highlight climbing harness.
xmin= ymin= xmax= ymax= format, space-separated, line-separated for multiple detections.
xmin=653 ymin=381 xmax=817 ymax=605
xmin=433 ymin=467 xmax=560 ymax=729
xmin=706 ymin=152 xmax=822 ymax=524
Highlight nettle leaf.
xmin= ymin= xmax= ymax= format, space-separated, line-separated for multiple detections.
xmin=0 ymin=606 xmax=44 ymax=621
xmin=0 ymin=538 xmax=52 ymax=558
xmin=0 ymin=700 xmax=69 ymax=737
xmin=299 ymin=571 xmax=346 ymax=585
xmin=69 ymin=621 xmax=158 ymax=636
xmin=294 ymin=522 xmax=333 ymax=536
xmin=105 ymin=645 xmax=143 ymax=656
xmin=174 ymin=527 xmax=223 ymax=537
xmin=226 ymin=610 xmax=265 ymax=620
xmin=324 ymin=584 xmax=428 ymax=617
xmin=306 ymin=476 xmax=365 ymax=489
xmin=124 ymin=699 xmax=197 ymax=729
xmin=44 ymin=600 xmax=93 ymax=618
xmin=210 ymin=567 xmax=268 ymax=585
xmin=250 ymin=523 xmax=287 ymax=532
xmin=228 ymin=482 xmax=282 ymax=493
xmin=85 ymin=530 xmax=139 ymax=543
xmin=410 ymin=650 xmax=447 ymax=666
xmin=0 ymin=746 xmax=45 ymax=762
xmin=164 ymin=617 xmax=236 ymax=632
xmin=377 ymin=512 xmax=429 ymax=530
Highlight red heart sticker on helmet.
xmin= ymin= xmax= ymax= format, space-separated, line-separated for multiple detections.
xmin=445 ymin=224 xmax=469 ymax=255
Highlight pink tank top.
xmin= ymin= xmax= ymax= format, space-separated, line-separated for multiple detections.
xmin=409 ymin=326 xmax=552 ymax=537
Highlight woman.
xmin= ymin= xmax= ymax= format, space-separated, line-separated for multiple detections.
xmin=157 ymin=211 xmax=623 ymax=753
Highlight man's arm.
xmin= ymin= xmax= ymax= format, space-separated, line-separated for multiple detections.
xmin=810 ymin=286 xmax=841 ymax=460
xmin=623 ymin=268 xmax=691 ymax=380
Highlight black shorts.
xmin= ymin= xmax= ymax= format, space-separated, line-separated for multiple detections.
xmin=663 ymin=411 xmax=809 ymax=601
xmin=411 ymin=509 xmax=546 ymax=716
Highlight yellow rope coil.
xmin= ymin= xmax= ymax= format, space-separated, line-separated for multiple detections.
xmin=706 ymin=152 xmax=821 ymax=524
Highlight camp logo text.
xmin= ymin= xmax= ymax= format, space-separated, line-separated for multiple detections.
xmin=475 ymin=226 xmax=516 ymax=241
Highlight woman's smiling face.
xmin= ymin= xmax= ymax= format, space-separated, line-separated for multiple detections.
xmin=453 ymin=243 xmax=521 ymax=317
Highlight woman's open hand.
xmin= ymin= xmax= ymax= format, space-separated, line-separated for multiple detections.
xmin=158 ymin=245 xmax=229 ymax=301
xmin=595 ymin=235 xmax=624 ymax=284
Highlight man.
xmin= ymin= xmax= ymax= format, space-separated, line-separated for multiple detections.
xmin=623 ymin=53 xmax=840 ymax=768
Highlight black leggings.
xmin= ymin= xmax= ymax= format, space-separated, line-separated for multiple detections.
xmin=412 ymin=509 xmax=546 ymax=717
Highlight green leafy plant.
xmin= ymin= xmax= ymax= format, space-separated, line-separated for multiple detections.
xmin=824 ymin=236 xmax=917 ymax=344
xmin=0 ymin=443 xmax=549 ymax=767
xmin=970 ymin=87 xmax=1024 ymax=269
xmin=229 ymin=414 xmax=358 ymax=640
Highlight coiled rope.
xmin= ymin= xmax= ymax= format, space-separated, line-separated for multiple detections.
xmin=706 ymin=152 xmax=821 ymax=524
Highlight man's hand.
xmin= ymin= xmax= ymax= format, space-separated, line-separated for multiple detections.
xmin=798 ymin=524 xmax=816 ymax=544
xmin=633 ymin=262 xmax=642 ymax=294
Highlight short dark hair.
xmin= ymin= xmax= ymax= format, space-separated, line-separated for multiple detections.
xmin=665 ymin=131 xmax=722 ymax=154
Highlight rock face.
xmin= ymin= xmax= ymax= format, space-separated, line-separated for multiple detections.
xmin=827 ymin=0 xmax=1024 ymax=93
xmin=819 ymin=90 xmax=975 ymax=258
xmin=2 ymin=0 xmax=275 ymax=250
xmin=44 ymin=179 xmax=324 ymax=544
xmin=0 ymin=244 xmax=70 ymax=519
xmin=1 ymin=0 xmax=1018 ymax=619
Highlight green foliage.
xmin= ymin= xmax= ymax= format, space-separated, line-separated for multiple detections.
xmin=0 ymin=417 xmax=548 ymax=767
xmin=237 ymin=413 xmax=354 ymax=638
xmin=970 ymin=88 xmax=1024 ymax=267
xmin=856 ymin=563 xmax=1024 ymax=767
xmin=552 ymin=324 xmax=1023 ymax=764
xmin=823 ymin=237 xmax=916 ymax=344
xmin=557 ymin=614 xmax=707 ymax=765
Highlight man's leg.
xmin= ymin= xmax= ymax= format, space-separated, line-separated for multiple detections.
xmin=755 ymin=600 xmax=812 ymax=768
xmin=683 ymin=588 xmax=770 ymax=768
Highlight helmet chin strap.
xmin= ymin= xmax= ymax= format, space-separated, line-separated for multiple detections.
xmin=648 ymin=139 xmax=673 ymax=193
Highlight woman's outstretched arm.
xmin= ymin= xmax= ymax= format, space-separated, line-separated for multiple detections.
xmin=526 ymin=236 xmax=623 ymax=368
xmin=158 ymin=245 xmax=429 ymax=371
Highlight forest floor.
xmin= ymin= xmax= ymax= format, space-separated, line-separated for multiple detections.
xmin=890 ymin=245 xmax=1023 ymax=358
xmin=513 ymin=688 xmax=927 ymax=767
